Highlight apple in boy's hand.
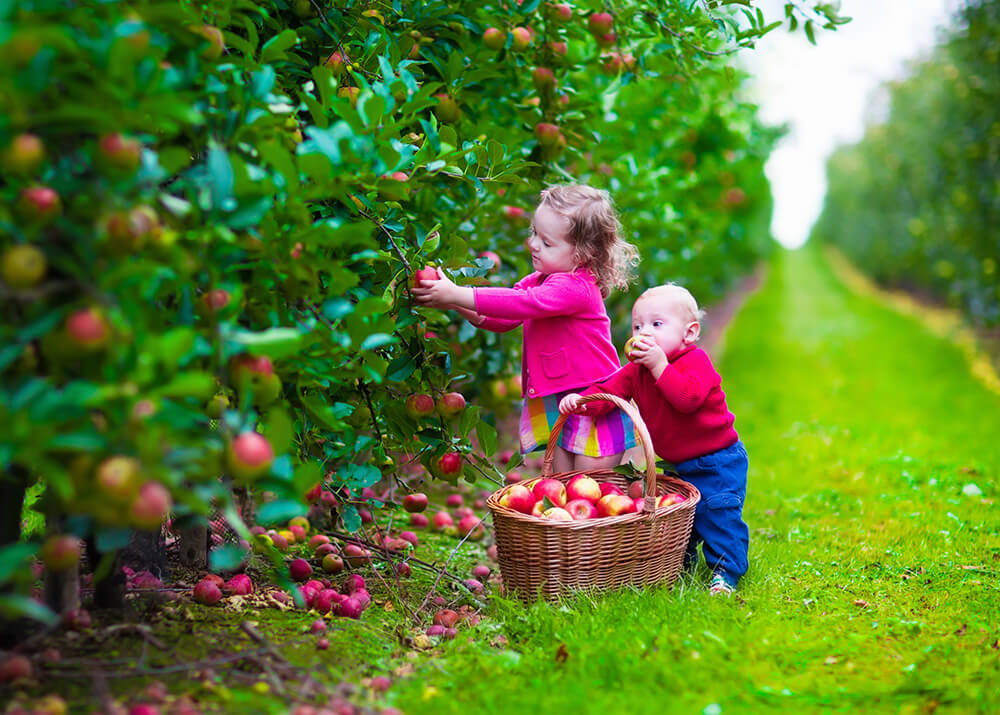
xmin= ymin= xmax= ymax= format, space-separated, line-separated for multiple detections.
xmin=624 ymin=335 xmax=641 ymax=360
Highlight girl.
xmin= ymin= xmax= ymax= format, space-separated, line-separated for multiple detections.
xmin=412 ymin=184 xmax=639 ymax=473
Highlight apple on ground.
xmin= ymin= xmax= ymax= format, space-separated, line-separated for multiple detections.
xmin=309 ymin=534 xmax=330 ymax=549
xmin=564 ymin=499 xmax=599 ymax=520
xmin=445 ymin=493 xmax=463 ymax=508
xmin=193 ymin=579 xmax=222 ymax=605
xmin=457 ymin=515 xmax=485 ymax=540
xmin=409 ymin=513 xmax=429 ymax=528
xmin=322 ymin=554 xmax=344 ymax=574
xmin=566 ymin=475 xmax=601 ymax=503
xmin=431 ymin=512 xmax=454 ymax=531
xmin=505 ymin=471 xmax=523 ymax=484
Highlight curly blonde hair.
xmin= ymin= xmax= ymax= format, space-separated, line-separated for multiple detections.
xmin=538 ymin=184 xmax=639 ymax=297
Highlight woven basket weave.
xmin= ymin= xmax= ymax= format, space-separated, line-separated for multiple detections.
xmin=487 ymin=392 xmax=700 ymax=602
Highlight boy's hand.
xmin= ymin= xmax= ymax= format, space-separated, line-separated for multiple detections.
xmin=558 ymin=393 xmax=585 ymax=414
xmin=630 ymin=336 xmax=669 ymax=379
xmin=412 ymin=269 xmax=459 ymax=308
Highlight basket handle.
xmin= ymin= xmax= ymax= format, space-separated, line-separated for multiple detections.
xmin=541 ymin=392 xmax=659 ymax=511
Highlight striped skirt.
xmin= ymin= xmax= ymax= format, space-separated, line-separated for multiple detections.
xmin=519 ymin=389 xmax=637 ymax=458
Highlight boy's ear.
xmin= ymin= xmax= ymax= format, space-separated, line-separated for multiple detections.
xmin=685 ymin=321 xmax=701 ymax=343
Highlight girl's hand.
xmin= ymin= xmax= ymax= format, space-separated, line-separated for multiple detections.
xmin=412 ymin=269 xmax=459 ymax=308
xmin=630 ymin=336 xmax=669 ymax=379
xmin=559 ymin=393 xmax=585 ymax=414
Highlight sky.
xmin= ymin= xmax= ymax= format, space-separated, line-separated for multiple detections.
xmin=739 ymin=0 xmax=963 ymax=248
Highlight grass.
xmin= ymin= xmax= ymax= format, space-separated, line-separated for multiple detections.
xmin=8 ymin=244 xmax=999 ymax=714
xmin=386 ymin=244 xmax=1000 ymax=714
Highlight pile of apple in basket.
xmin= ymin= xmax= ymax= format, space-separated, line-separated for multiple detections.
xmin=499 ymin=474 xmax=687 ymax=521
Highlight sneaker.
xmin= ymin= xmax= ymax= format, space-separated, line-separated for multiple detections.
xmin=709 ymin=573 xmax=735 ymax=596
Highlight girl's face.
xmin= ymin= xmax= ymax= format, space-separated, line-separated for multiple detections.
xmin=631 ymin=296 xmax=699 ymax=356
xmin=527 ymin=204 xmax=576 ymax=275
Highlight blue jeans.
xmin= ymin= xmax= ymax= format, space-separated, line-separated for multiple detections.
xmin=673 ymin=440 xmax=749 ymax=587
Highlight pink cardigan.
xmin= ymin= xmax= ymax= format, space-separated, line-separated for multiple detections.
xmin=473 ymin=269 xmax=623 ymax=398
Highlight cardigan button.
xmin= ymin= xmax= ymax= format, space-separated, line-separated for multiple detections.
xmin=528 ymin=388 xmax=535 ymax=395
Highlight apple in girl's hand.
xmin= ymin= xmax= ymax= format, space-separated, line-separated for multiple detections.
xmin=543 ymin=507 xmax=573 ymax=521
xmin=657 ymin=493 xmax=686 ymax=508
xmin=411 ymin=266 xmax=438 ymax=288
xmin=566 ymin=475 xmax=602 ymax=503
xmin=499 ymin=484 xmax=535 ymax=514
xmin=596 ymin=494 xmax=636 ymax=517
xmin=565 ymin=499 xmax=598 ymax=520
xmin=599 ymin=482 xmax=625 ymax=497
xmin=531 ymin=478 xmax=567 ymax=507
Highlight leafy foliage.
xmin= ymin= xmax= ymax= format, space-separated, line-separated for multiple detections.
xmin=812 ymin=1 xmax=999 ymax=325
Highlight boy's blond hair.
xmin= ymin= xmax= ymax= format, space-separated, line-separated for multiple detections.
xmin=538 ymin=184 xmax=638 ymax=297
xmin=636 ymin=283 xmax=706 ymax=330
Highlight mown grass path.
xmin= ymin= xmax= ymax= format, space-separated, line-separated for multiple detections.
xmin=393 ymin=244 xmax=1000 ymax=714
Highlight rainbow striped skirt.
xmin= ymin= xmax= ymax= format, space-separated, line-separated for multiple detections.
xmin=519 ymin=389 xmax=637 ymax=458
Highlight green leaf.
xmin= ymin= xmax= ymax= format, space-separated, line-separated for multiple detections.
xmin=476 ymin=420 xmax=498 ymax=458
xmin=0 ymin=542 xmax=37 ymax=582
xmin=341 ymin=504 xmax=362 ymax=533
xmin=150 ymin=372 xmax=216 ymax=400
xmin=229 ymin=328 xmax=303 ymax=359
xmin=262 ymin=406 xmax=294 ymax=455
xmin=95 ymin=526 xmax=132 ymax=552
xmin=293 ymin=461 xmax=322 ymax=496
xmin=209 ymin=544 xmax=247 ymax=571
xmin=261 ymin=29 xmax=298 ymax=63
xmin=257 ymin=499 xmax=307 ymax=526
xmin=0 ymin=594 xmax=58 ymax=625
xmin=385 ymin=354 xmax=416 ymax=382
xmin=206 ymin=145 xmax=235 ymax=210
xmin=360 ymin=333 xmax=397 ymax=351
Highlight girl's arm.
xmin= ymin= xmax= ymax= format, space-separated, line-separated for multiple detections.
xmin=412 ymin=271 xmax=522 ymax=332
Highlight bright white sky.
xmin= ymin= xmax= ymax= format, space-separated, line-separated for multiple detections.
xmin=739 ymin=0 xmax=963 ymax=248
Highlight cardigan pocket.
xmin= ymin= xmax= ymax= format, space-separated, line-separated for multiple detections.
xmin=539 ymin=348 xmax=570 ymax=380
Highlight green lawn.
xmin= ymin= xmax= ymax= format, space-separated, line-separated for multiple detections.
xmin=389 ymin=244 xmax=1000 ymax=714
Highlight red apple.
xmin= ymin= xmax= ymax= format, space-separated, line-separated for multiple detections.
xmin=505 ymin=470 xmax=523 ymax=484
xmin=457 ymin=514 xmax=485 ymax=540
xmin=436 ymin=392 xmax=466 ymax=418
xmin=657 ymin=493 xmax=686 ymax=508
xmin=588 ymin=11 xmax=614 ymax=35
xmin=225 ymin=574 xmax=253 ymax=595
xmin=65 ymin=307 xmax=111 ymax=351
xmin=599 ymin=482 xmax=625 ymax=497
xmin=322 ymin=554 xmax=344 ymax=574
xmin=129 ymin=481 xmax=172 ymax=531
xmin=399 ymin=531 xmax=419 ymax=547
xmin=564 ymin=498 xmax=598 ymax=520
xmin=535 ymin=122 xmax=561 ymax=147
xmin=309 ymin=534 xmax=331 ymax=549
xmin=324 ymin=51 xmax=346 ymax=75
xmin=532 ymin=67 xmax=556 ymax=93
xmin=628 ymin=480 xmax=644 ymax=500
xmin=201 ymin=289 xmax=231 ymax=314
xmin=98 ymin=133 xmax=142 ymax=172
xmin=498 ymin=484 xmax=535 ymax=514
xmin=566 ymin=475 xmax=602 ymax=503
xmin=411 ymin=266 xmax=439 ymax=288
xmin=289 ymin=558 xmax=312 ymax=582
xmin=437 ymin=452 xmax=462 ymax=476
xmin=193 ymin=579 xmax=222 ymax=605
xmin=530 ymin=500 xmax=545 ymax=517
xmin=543 ymin=507 xmax=573 ymax=521
xmin=531 ymin=478 xmax=567 ymax=507
xmin=63 ymin=608 xmax=92 ymax=630
xmin=315 ymin=543 xmax=336 ymax=558
xmin=445 ymin=493 xmax=463 ymax=508
xmin=483 ymin=27 xmax=506 ymax=50
xmin=405 ymin=393 xmax=435 ymax=419
xmin=410 ymin=513 xmax=429 ymax=527
xmin=510 ymin=26 xmax=531 ymax=51
xmin=96 ymin=456 xmax=141 ymax=502
xmin=339 ymin=597 xmax=364 ymax=619
xmin=18 ymin=185 xmax=61 ymax=222
xmin=189 ymin=24 xmax=224 ymax=59
xmin=596 ymin=494 xmax=636 ymax=517
xmin=431 ymin=511 xmax=454 ymax=531
xmin=2 ymin=133 xmax=44 ymax=174
xmin=343 ymin=544 xmax=372 ymax=567
xmin=403 ymin=492 xmax=428 ymax=513
xmin=502 ymin=205 xmax=527 ymax=222
xmin=288 ymin=524 xmax=307 ymax=543
xmin=39 ymin=534 xmax=82 ymax=572
xmin=0 ymin=654 xmax=32 ymax=683
xmin=226 ymin=432 xmax=274 ymax=481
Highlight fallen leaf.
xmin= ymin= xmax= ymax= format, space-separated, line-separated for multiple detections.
xmin=411 ymin=635 xmax=433 ymax=650
xmin=555 ymin=643 xmax=568 ymax=664
xmin=853 ymin=599 xmax=869 ymax=608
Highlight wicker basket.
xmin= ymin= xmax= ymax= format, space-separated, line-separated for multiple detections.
xmin=487 ymin=392 xmax=701 ymax=602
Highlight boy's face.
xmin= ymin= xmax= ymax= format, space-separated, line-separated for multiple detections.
xmin=526 ymin=204 xmax=576 ymax=275
xmin=631 ymin=295 xmax=699 ymax=356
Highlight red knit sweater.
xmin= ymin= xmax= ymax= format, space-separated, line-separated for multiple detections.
xmin=579 ymin=345 xmax=738 ymax=464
